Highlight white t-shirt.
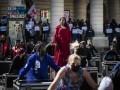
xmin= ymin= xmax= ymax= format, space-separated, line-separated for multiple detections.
xmin=98 ymin=76 xmax=113 ymax=90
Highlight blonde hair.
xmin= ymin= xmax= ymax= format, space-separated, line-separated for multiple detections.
xmin=68 ymin=54 xmax=81 ymax=65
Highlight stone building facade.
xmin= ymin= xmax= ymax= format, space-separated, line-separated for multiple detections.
xmin=0 ymin=0 xmax=120 ymax=47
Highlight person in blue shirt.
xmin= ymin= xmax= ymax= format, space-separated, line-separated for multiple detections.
xmin=18 ymin=42 xmax=60 ymax=81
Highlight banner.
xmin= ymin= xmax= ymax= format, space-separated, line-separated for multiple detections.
xmin=27 ymin=4 xmax=37 ymax=19
xmin=7 ymin=6 xmax=25 ymax=18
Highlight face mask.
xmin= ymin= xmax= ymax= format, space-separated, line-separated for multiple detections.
xmin=71 ymin=64 xmax=80 ymax=72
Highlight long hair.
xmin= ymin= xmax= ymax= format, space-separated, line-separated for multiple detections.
xmin=60 ymin=17 xmax=68 ymax=27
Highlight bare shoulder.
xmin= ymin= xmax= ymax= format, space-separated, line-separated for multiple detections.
xmin=57 ymin=66 xmax=67 ymax=77
xmin=60 ymin=66 xmax=66 ymax=72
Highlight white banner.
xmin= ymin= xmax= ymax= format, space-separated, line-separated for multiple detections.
xmin=78 ymin=29 xmax=83 ymax=35
xmin=72 ymin=29 xmax=79 ymax=34
xmin=43 ymin=26 xmax=49 ymax=31
xmin=0 ymin=26 xmax=7 ymax=31
xmin=82 ymin=26 xmax=87 ymax=31
xmin=106 ymin=28 xmax=113 ymax=33
xmin=35 ymin=26 xmax=40 ymax=31
xmin=115 ymin=28 xmax=120 ymax=33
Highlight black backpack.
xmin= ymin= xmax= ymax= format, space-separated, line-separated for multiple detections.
xmin=109 ymin=69 xmax=120 ymax=90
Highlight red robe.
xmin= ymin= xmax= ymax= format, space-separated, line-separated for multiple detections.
xmin=53 ymin=25 xmax=72 ymax=67
xmin=11 ymin=45 xmax=24 ymax=58
xmin=4 ymin=42 xmax=9 ymax=58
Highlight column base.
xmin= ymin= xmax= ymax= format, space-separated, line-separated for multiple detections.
xmin=93 ymin=37 xmax=108 ymax=48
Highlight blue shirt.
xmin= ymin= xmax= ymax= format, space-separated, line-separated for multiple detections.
xmin=19 ymin=53 xmax=60 ymax=81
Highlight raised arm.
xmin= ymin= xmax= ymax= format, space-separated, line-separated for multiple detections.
xmin=48 ymin=66 xmax=66 ymax=90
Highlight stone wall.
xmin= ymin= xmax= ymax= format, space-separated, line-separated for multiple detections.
xmin=64 ymin=0 xmax=74 ymax=20
xmin=35 ymin=0 xmax=50 ymax=21
xmin=0 ymin=0 xmax=8 ymax=17
xmin=35 ymin=0 xmax=75 ymax=21
xmin=108 ymin=0 xmax=120 ymax=24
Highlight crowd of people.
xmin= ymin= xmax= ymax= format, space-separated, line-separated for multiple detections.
xmin=25 ymin=16 xmax=50 ymax=43
xmin=0 ymin=16 xmax=120 ymax=90
xmin=104 ymin=19 xmax=120 ymax=48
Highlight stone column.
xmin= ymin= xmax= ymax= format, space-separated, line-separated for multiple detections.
xmin=50 ymin=0 xmax=64 ymax=40
xmin=108 ymin=0 xmax=113 ymax=20
xmin=90 ymin=0 xmax=108 ymax=48
xmin=113 ymin=0 xmax=120 ymax=24
xmin=108 ymin=0 xmax=120 ymax=24
xmin=90 ymin=0 xmax=103 ymax=37
xmin=74 ymin=0 xmax=87 ymax=20
xmin=8 ymin=0 xmax=24 ymax=6
xmin=104 ymin=0 xmax=109 ymax=20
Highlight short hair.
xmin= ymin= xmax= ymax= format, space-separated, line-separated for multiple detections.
xmin=19 ymin=48 xmax=25 ymax=55
xmin=32 ymin=43 xmax=41 ymax=52
xmin=32 ymin=42 xmax=46 ymax=53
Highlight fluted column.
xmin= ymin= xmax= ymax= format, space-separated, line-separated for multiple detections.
xmin=90 ymin=0 xmax=103 ymax=37
xmin=114 ymin=0 xmax=120 ymax=24
xmin=50 ymin=0 xmax=64 ymax=40
xmin=108 ymin=0 xmax=120 ymax=24
xmin=90 ymin=0 xmax=108 ymax=48
xmin=74 ymin=0 xmax=87 ymax=20
xmin=104 ymin=0 xmax=109 ymax=20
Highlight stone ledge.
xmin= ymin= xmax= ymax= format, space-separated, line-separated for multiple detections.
xmin=93 ymin=37 xmax=108 ymax=48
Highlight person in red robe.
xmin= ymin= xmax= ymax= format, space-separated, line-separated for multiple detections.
xmin=11 ymin=40 xmax=24 ymax=59
xmin=53 ymin=17 xmax=72 ymax=67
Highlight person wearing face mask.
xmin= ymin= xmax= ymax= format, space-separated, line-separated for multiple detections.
xmin=48 ymin=54 xmax=98 ymax=90
xmin=17 ymin=42 xmax=60 ymax=81
xmin=86 ymin=39 xmax=98 ymax=57
xmin=76 ymin=41 xmax=92 ymax=67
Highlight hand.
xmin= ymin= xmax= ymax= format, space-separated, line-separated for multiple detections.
xmin=14 ymin=77 xmax=20 ymax=83
xmin=5 ymin=73 xmax=9 ymax=75
xmin=81 ymin=56 xmax=86 ymax=58
xmin=3 ymin=73 xmax=9 ymax=76
xmin=54 ymin=43 xmax=57 ymax=46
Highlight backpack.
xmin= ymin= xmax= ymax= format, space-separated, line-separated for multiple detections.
xmin=109 ymin=69 xmax=120 ymax=90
